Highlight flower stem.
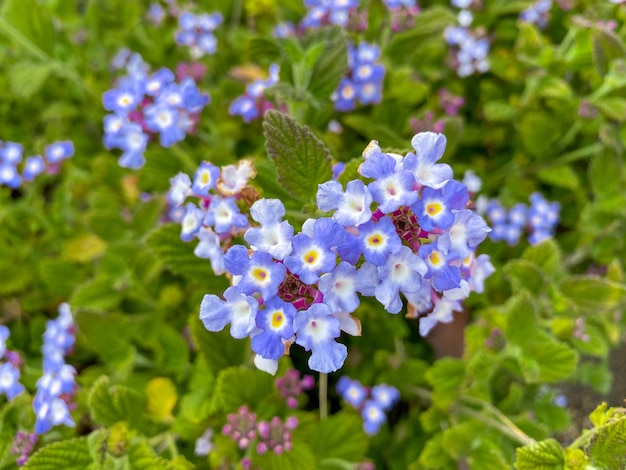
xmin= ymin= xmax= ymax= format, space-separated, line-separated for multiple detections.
xmin=319 ymin=373 xmax=328 ymax=420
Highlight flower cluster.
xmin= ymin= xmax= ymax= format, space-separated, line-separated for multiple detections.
xmin=0 ymin=325 xmax=25 ymax=401
xmin=200 ymin=132 xmax=493 ymax=374
xmin=411 ymin=89 xmax=465 ymax=134
xmin=33 ymin=303 xmax=77 ymax=435
xmin=444 ymin=1 xmax=490 ymax=77
xmin=167 ymin=159 xmax=256 ymax=273
xmin=301 ymin=0 xmax=360 ymax=28
xmin=383 ymin=0 xmax=420 ymax=32
xmin=485 ymin=192 xmax=560 ymax=246
xmin=222 ymin=405 xmax=298 ymax=456
xmin=337 ymin=377 xmax=400 ymax=434
xmin=174 ymin=11 xmax=223 ymax=59
xmin=332 ymin=42 xmax=385 ymax=112
xmin=520 ymin=0 xmax=552 ymax=28
xmin=275 ymin=369 xmax=315 ymax=408
xmin=0 ymin=141 xmax=74 ymax=190
xmin=229 ymin=64 xmax=281 ymax=123
xmin=103 ymin=52 xmax=210 ymax=169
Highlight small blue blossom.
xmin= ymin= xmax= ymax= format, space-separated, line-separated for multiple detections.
xmin=192 ymin=161 xmax=220 ymax=197
xmin=0 ymin=325 xmax=8 ymax=358
xmin=102 ymin=81 xmax=144 ymax=114
xmin=402 ymin=132 xmax=452 ymax=189
xmin=111 ymin=122 xmax=149 ymax=169
xmin=0 ymin=142 xmax=23 ymax=164
xmin=284 ymin=230 xmax=337 ymax=285
xmin=375 ymin=246 xmax=428 ymax=314
xmin=418 ymin=297 xmax=463 ymax=336
xmin=252 ymin=297 xmax=296 ymax=360
xmin=520 ymin=0 xmax=552 ymax=28
xmin=413 ymin=180 xmax=469 ymax=231
xmin=319 ymin=261 xmax=377 ymax=313
xmin=180 ymin=202 xmax=205 ymax=241
xmin=371 ymin=384 xmax=400 ymax=412
xmin=436 ymin=209 xmax=491 ymax=258
xmin=0 ymin=362 xmax=25 ymax=400
xmin=244 ymin=198 xmax=294 ymax=260
xmin=223 ymin=245 xmax=286 ymax=299
xmin=294 ymin=303 xmax=347 ymax=373
xmin=336 ymin=376 xmax=367 ymax=408
xmin=316 ymin=179 xmax=373 ymax=227
xmin=194 ymin=227 xmax=226 ymax=274
xmin=144 ymin=102 xmax=185 ymax=147
xmin=168 ymin=172 xmax=192 ymax=207
xmin=357 ymin=217 xmax=402 ymax=265
xmin=22 ymin=155 xmax=45 ymax=182
xmin=200 ymin=286 xmax=259 ymax=339
xmin=301 ymin=0 xmax=360 ymax=28
xmin=175 ymin=11 xmax=223 ymax=59
xmin=419 ymin=243 xmax=462 ymax=292
xmin=204 ymin=197 xmax=249 ymax=235
xmin=0 ymin=162 xmax=22 ymax=189
xmin=144 ymin=67 xmax=175 ymax=96
xmin=361 ymin=400 xmax=387 ymax=435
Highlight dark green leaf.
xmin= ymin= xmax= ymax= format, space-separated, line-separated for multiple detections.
xmin=189 ymin=315 xmax=249 ymax=375
xmin=22 ymin=438 xmax=92 ymax=470
xmin=263 ymin=110 xmax=333 ymax=204
xmin=89 ymin=376 xmax=145 ymax=429
xmin=213 ymin=367 xmax=274 ymax=412
xmin=310 ymin=412 xmax=368 ymax=461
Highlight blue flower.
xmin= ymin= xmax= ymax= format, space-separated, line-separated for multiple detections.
xmin=244 ymin=199 xmax=294 ymax=260
xmin=375 ymin=246 xmax=428 ymax=313
xmin=332 ymin=78 xmax=358 ymax=112
xmin=403 ymin=132 xmax=452 ymax=189
xmin=0 ymin=363 xmax=25 ymax=400
xmin=229 ymin=95 xmax=259 ymax=122
xmin=0 ymin=325 xmax=8 ymax=358
xmin=144 ymin=67 xmax=175 ymax=96
xmin=316 ymin=179 xmax=373 ymax=227
xmin=0 ymin=162 xmax=22 ymax=189
xmin=180 ymin=77 xmax=210 ymax=113
xmin=45 ymin=141 xmax=74 ymax=164
xmin=224 ymin=245 xmax=286 ymax=299
xmin=144 ymin=102 xmax=185 ymax=147
xmin=0 ymin=142 xmax=23 ymax=164
xmin=294 ymin=303 xmax=347 ymax=373
xmin=192 ymin=162 xmax=220 ymax=197
xmin=168 ymin=172 xmax=192 ymax=207
xmin=103 ymin=81 xmax=143 ymax=114
xmin=34 ymin=394 xmax=75 ymax=435
xmin=357 ymin=216 xmax=402 ymax=265
xmin=336 ymin=376 xmax=367 ymax=408
xmin=371 ymin=384 xmax=400 ymax=411
xmin=418 ymin=297 xmax=463 ymax=337
xmin=194 ymin=227 xmax=226 ymax=274
xmin=361 ymin=400 xmax=387 ymax=435
xmin=180 ymin=202 xmax=205 ymax=241
xmin=204 ymin=197 xmax=249 ymax=235
xmin=111 ymin=122 xmax=148 ymax=169
xmin=22 ymin=155 xmax=45 ymax=182
xmin=419 ymin=243 xmax=462 ymax=292
xmin=252 ymin=297 xmax=296 ymax=360
xmin=200 ymin=286 xmax=259 ymax=339
xmin=319 ymin=261 xmax=377 ymax=313
xmin=413 ymin=180 xmax=469 ymax=231
xmin=284 ymin=229 xmax=337 ymax=285
xmin=436 ymin=209 xmax=491 ymax=258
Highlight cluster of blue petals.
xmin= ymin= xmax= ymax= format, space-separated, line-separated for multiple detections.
xmin=33 ymin=303 xmax=77 ymax=435
xmin=486 ymin=192 xmax=561 ymax=246
xmin=336 ymin=377 xmax=400 ymax=434
xmin=168 ymin=159 xmax=256 ymax=274
xmin=301 ymin=0 xmax=360 ymax=28
xmin=0 ymin=326 xmax=25 ymax=401
xmin=444 ymin=1 xmax=490 ymax=77
xmin=520 ymin=0 xmax=552 ymax=28
xmin=102 ymin=51 xmax=210 ymax=169
xmin=175 ymin=11 xmax=223 ymax=59
xmin=229 ymin=64 xmax=281 ymax=123
xmin=199 ymin=132 xmax=493 ymax=374
xmin=0 ymin=140 xmax=74 ymax=189
xmin=332 ymin=42 xmax=385 ymax=112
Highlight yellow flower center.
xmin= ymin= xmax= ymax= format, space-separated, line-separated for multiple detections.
xmin=270 ymin=311 xmax=284 ymax=329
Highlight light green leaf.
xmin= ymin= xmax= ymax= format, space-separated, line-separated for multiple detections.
xmin=503 ymin=260 xmax=545 ymax=293
xmin=521 ymin=239 xmax=562 ymax=276
xmin=537 ymin=166 xmax=579 ymax=189
xmin=89 ymin=376 xmax=145 ymax=429
xmin=387 ymin=6 xmax=456 ymax=58
xmin=263 ymin=110 xmax=333 ymax=204
xmin=8 ymin=61 xmax=55 ymax=98
xmin=189 ymin=315 xmax=249 ymax=375
xmin=442 ymin=422 xmax=480 ymax=459
xmin=592 ymin=29 xmax=625 ymax=76
xmin=483 ymin=100 xmax=519 ymax=122
xmin=424 ymin=358 xmax=465 ymax=408
xmin=254 ymin=441 xmax=316 ymax=470
xmin=310 ymin=412 xmax=368 ymax=462
xmin=22 ymin=437 xmax=92 ymax=470
xmin=588 ymin=416 xmax=626 ymax=469
xmin=213 ymin=367 xmax=274 ymax=412
xmin=514 ymin=438 xmax=564 ymax=470
xmin=127 ymin=439 xmax=170 ymax=470
xmin=594 ymin=97 xmax=626 ymax=122
xmin=517 ymin=111 xmax=562 ymax=158
xmin=589 ymin=150 xmax=623 ymax=197
xmin=559 ymin=275 xmax=626 ymax=311
xmin=0 ymin=0 xmax=56 ymax=56
xmin=303 ymin=26 xmax=348 ymax=102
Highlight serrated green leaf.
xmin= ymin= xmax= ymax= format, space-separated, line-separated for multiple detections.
xmin=521 ymin=239 xmax=562 ymax=276
xmin=127 ymin=439 xmax=170 ymax=470
xmin=189 ymin=315 xmax=249 ymax=375
xmin=89 ymin=376 xmax=145 ymax=428
xmin=503 ymin=260 xmax=544 ymax=292
xmin=145 ymin=224 xmax=218 ymax=281
xmin=424 ymin=358 xmax=465 ymax=408
xmin=304 ymin=26 xmax=348 ymax=101
xmin=417 ymin=433 xmax=457 ymax=469
xmin=8 ymin=61 xmax=55 ymax=98
xmin=214 ymin=367 xmax=274 ymax=412
xmin=588 ymin=416 xmax=626 ymax=469
xmin=514 ymin=438 xmax=564 ymax=470
xmin=310 ymin=412 xmax=368 ymax=462
xmin=559 ymin=276 xmax=626 ymax=311
xmin=254 ymin=441 xmax=316 ymax=470
xmin=592 ymin=29 xmax=625 ymax=76
xmin=441 ymin=422 xmax=480 ymax=459
xmin=263 ymin=110 xmax=333 ymax=204
xmin=589 ymin=150 xmax=623 ymax=197
xmin=22 ymin=437 xmax=92 ymax=470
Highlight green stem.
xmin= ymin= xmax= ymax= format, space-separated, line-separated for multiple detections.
xmin=319 ymin=372 xmax=328 ymax=420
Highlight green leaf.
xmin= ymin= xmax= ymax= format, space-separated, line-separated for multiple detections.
xmin=589 ymin=150 xmax=623 ymax=197
xmin=594 ymin=96 xmax=626 ymax=122
xmin=310 ymin=412 xmax=368 ymax=461
xmin=342 ymin=115 xmax=406 ymax=148
xmin=483 ymin=100 xmax=519 ymax=122
xmin=39 ymin=259 xmax=83 ymax=296
xmin=417 ymin=433 xmax=457 ymax=469
xmin=537 ymin=166 xmax=579 ymax=189
xmin=514 ymin=438 xmax=564 ymax=470
xmin=304 ymin=26 xmax=349 ymax=102
xmin=213 ymin=367 xmax=274 ymax=412
xmin=424 ymin=358 xmax=465 ymax=408
xmin=587 ymin=416 xmax=626 ymax=469
xmin=521 ymin=239 xmax=562 ymax=276
xmin=503 ymin=260 xmax=544 ymax=293
xmin=592 ymin=29 xmax=626 ymax=76
xmin=0 ymin=0 xmax=56 ymax=56
xmin=189 ymin=315 xmax=249 ymax=375
xmin=71 ymin=278 xmax=122 ymax=312
xmin=387 ymin=6 xmax=456 ymax=58
xmin=22 ymin=437 xmax=92 ymax=470
xmin=145 ymin=224 xmax=219 ymax=281
xmin=254 ymin=441 xmax=316 ymax=470
xmin=89 ymin=376 xmax=145 ymax=428
xmin=504 ymin=295 xmax=538 ymax=347
xmin=8 ymin=61 xmax=55 ymax=98
xmin=517 ymin=111 xmax=562 ymax=158
xmin=441 ymin=422 xmax=480 ymax=459
xmin=127 ymin=439 xmax=170 ymax=470
xmin=559 ymin=275 xmax=626 ymax=311
xmin=263 ymin=110 xmax=333 ymax=204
